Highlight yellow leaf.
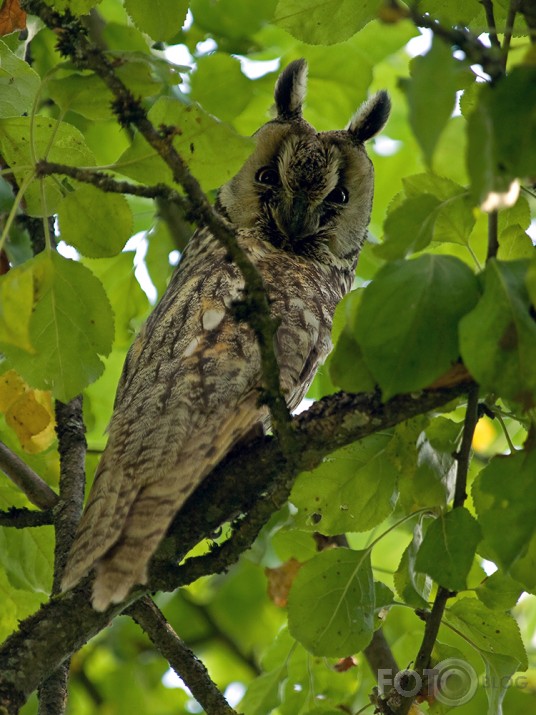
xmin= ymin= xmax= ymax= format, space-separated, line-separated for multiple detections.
xmin=0 ymin=370 xmax=55 ymax=453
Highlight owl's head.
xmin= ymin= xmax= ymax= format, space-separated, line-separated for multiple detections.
xmin=218 ymin=59 xmax=390 ymax=266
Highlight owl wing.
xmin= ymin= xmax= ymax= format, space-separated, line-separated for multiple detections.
xmin=61 ymin=229 xmax=266 ymax=609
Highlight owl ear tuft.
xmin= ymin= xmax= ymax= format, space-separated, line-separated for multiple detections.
xmin=347 ymin=90 xmax=391 ymax=143
xmin=275 ymin=59 xmax=308 ymax=120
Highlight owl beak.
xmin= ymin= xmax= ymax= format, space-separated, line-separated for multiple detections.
xmin=277 ymin=195 xmax=316 ymax=240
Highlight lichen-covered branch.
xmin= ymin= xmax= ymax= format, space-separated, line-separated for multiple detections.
xmin=35 ymin=160 xmax=188 ymax=206
xmin=0 ymin=507 xmax=54 ymax=528
xmin=37 ymin=397 xmax=86 ymax=715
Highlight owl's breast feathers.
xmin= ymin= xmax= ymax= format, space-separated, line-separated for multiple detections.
xmin=61 ymin=226 xmax=345 ymax=609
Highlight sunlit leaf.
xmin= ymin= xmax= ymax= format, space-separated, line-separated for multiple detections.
xmin=288 ymin=548 xmax=374 ymax=656
xmin=0 ymin=39 xmax=39 ymax=116
xmin=124 ymin=0 xmax=188 ymax=41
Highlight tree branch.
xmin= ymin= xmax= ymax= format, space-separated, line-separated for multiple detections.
xmin=480 ymin=0 xmax=501 ymax=48
xmin=0 ymin=441 xmax=58 ymax=510
xmin=404 ymin=1 xmax=504 ymax=81
xmin=0 ymin=383 xmax=470 ymax=713
xmin=128 ymin=597 xmax=239 ymax=715
xmin=37 ymin=397 xmax=86 ymax=715
xmin=0 ymin=507 xmax=54 ymax=528
xmin=392 ymin=385 xmax=480 ymax=715
xmin=35 ymin=160 xmax=188 ymax=207
xmin=502 ymin=0 xmax=521 ymax=66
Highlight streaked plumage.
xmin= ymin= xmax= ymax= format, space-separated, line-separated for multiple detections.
xmin=61 ymin=59 xmax=390 ymax=611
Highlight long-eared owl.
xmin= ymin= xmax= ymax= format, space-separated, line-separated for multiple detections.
xmin=61 ymin=59 xmax=390 ymax=611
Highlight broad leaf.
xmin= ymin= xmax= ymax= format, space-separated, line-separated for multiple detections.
xmin=124 ymin=0 xmax=188 ymax=41
xmin=415 ymin=507 xmax=481 ymax=591
xmin=394 ymin=518 xmax=433 ymax=608
xmin=288 ymin=548 xmax=374 ymax=656
xmin=476 ymin=571 xmax=523 ymax=611
xmin=58 ymin=183 xmax=133 ymax=258
xmin=401 ymin=37 xmax=471 ymax=166
xmin=0 ymin=252 xmax=114 ymax=402
xmin=472 ymin=450 xmax=536 ymax=573
xmin=355 ymin=255 xmax=480 ymax=399
xmin=459 ymin=259 xmax=536 ymax=406
xmin=0 ymin=262 xmax=33 ymax=351
xmin=275 ymin=0 xmax=382 ymax=45
xmin=290 ymin=435 xmax=398 ymax=535
xmin=0 ymin=39 xmax=40 ymax=118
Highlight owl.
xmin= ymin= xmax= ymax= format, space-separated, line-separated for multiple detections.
xmin=61 ymin=59 xmax=390 ymax=611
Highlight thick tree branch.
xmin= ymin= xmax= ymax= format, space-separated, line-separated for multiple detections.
xmin=35 ymin=160 xmax=188 ymax=207
xmin=128 ymin=597 xmax=239 ymax=715
xmin=0 ymin=383 xmax=470 ymax=713
xmin=0 ymin=441 xmax=58 ymax=510
xmin=38 ymin=397 xmax=86 ymax=715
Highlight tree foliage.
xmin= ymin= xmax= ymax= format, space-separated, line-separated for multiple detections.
xmin=0 ymin=1 xmax=535 ymax=714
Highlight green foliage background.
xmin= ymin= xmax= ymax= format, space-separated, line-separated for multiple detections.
xmin=0 ymin=0 xmax=535 ymax=713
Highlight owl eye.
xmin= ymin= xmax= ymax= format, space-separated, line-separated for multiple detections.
xmin=325 ymin=186 xmax=349 ymax=204
xmin=255 ymin=166 xmax=280 ymax=186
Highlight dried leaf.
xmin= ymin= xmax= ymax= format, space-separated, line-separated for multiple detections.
xmin=265 ymin=558 xmax=302 ymax=607
xmin=0 ymin=0 xmax=27 ymax=35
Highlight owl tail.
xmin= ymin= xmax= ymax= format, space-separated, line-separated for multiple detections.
xmin=90 ymin=481 xmax=182 ymax=611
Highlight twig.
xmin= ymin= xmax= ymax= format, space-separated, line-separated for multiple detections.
xmin=480 ymin=0 xmax=501 ymax=47
xmin=0 ymin=441 xmax=58 ymax=510
xmin=37 ymin=397 xmax=86 ymax=715
xmin=35 ymin=160 xmax=188 ymax=207
xmin=486 ymin=210 xmax=499 ymax=261
xmin=393 ymin=385 xmax=480 ymax=715
xmin=128 ymin=597 xmax=239 ymax=715
xmin=0 ymin=507 xmax=54 ymax=528
xmin=502 ymin=0 xmax=521 ymax=66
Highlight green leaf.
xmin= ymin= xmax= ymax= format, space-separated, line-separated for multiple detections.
xmin=0 ymin=252 xmax=114 ymax=402
xmin=481 ymin=652 xmax=522 ymax=715
xmin=116 ymin=97 xmax=253 ymax=191
xmin=0 ymin=526 xmax=54 ymax=594
xmin=288 ymin=548 xmax=375 ymax=656
xmin=275 ymin=0 xmax=382 ymax=45
xmin=0 ymin=40 xmax=40 ymax=118
xmin=472 ymin=450 xmax=536 ymax=572
xmin=0 ymin=262 xmax=34 ymax=352
xmin=0 ymin=117 xmax=95 ymax=216
xmin=401 ymin=37 xmax=471 ymax=166
xmin=459 ymin=259 xmax=536 ymax=406
xmin=58 ymin=183 xmax=133 ymax=257
xmin=378 ymin=194 xmax=441 ymax=260
xmin=191 ymin=0 xmax=277 ymax=42
xmin=476 ymin=571 xmax=523 ymax=611
xmin=445 ymin=598 xmax=527 ymax=668
xmin=124 ymin=0 xmax=188 ymax=41
xmin=415 ymin=507 xmax=481 ymax=591
xmin=378 ymin=174 xmax=476 ymax=260
xmin=240 ymin=665 xmax=286 ymax=715
xmin=43 ymin=0 xmax=103 ymax=13
xmin=399 ymin=436 xmax=456 ymax=512
xmin=467 ymin=67 xmax=536 ymax=205
xmin=355 ymin=255 xmax=480 ymax=399
xmin=0 ymin=567 xmax=47 ymax=642
xmin=84 ymin=252 xmax=149 ymax=348
xmin=190 ymin=53 xmax=253 ymax=123
xmin=497 ymin=225 xmax=534 ymax=260
xmin=329 ymin=329 xmax=375 ymax=393
xmin=290 ymin=435 xmax=398 ymax=535
xmin=47 ymin=73 xmax=114 ymax=121
xmin=394 ymin=518 xmax=433 ymax=608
